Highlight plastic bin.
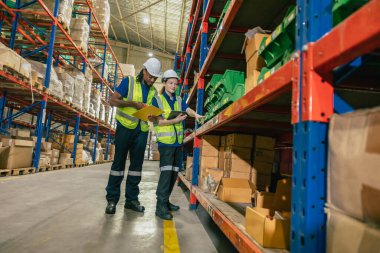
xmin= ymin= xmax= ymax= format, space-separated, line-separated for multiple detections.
xmin=333 ymin=0 xmax=368 ymax=25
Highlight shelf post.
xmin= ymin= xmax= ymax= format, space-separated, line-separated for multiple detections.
xmin=45 ymin=113 xmax=52 ymax=141
xmin=183 ymin=78 xmax=189 ymax=101
xmin=73 ymin=114 xmax=81 ymax=166
xmin=199 ymin=21 xmax=208 ymax=68
xmin=0 ymin=91 xmax=7 ymax=127
xmin=6 ymin=107 xmax=13 ymax=129
xmin=33 ymin=97 xmax=47 ymax=170
xmin=9 ymin=0 xmax=20 ymax=49
xmin=92 ymin=124 xmax=99 ymax=163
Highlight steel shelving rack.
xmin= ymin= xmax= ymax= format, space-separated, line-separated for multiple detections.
xmin=175 ymin=0 xmax=380 ymax=252
xmin=0 ymin=0 xmax=124 ymax=168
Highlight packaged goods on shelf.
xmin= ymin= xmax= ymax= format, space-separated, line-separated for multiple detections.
xmin=66 ymin=68 xmax=85 ymax=110
xmin=119 ymin=63 xmax=135 ymax=77
xmin=89 ymin=103 xmax=96 ymax=117
xmin=55 ymin=67 xmax=75 ymax=103
xmin=70 ymin=17 xmax=89 ymax=52
xmin=28 ymin=60 xmax=63 ymax=99
xmin=0 ymin=139 xmax=33 ymax=169
xmin=99 ymin=104 xmax=105 ymax=122
xmin=0 ymin=44 xmax=31 ymax=81
xmin=83 ymin=80 xmax=91 ymax=113
xmin=40 ymin=0 xmax=74 ymax=30
xmin=92 ymin=0 xmax=110 ymax=36
xmin=91 ymin=88 xmax=101 ymax=118
xmin=216 ymin=178 xmax=254 ymax=203
xmin=328 ymin=107 xmax=380 ymax=226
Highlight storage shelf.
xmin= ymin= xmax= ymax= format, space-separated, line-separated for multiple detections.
xmin=178 ymin=173 xmax=289 ymax=253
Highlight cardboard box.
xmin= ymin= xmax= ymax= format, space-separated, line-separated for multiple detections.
xmin=229 ymin=171 xmax=250 ymax=180
xmin=224 ymin=158 xmax=251 ymax=173
xmin=250 ymin=168 xmax=257 ymax=185
xmin=328 ymin=107 xmax=380 ymax=224
xmin=245 ymin=70 xmax=261 ymax=94
xmin=257 ymin=173 xmax=272 ymax=191
xmin=220 ymin=136 xmax=226 ymax=147
xmin=202 ymin=135 xmax=220 ymax=147
xmin=272 ymin=178 xmax=292 ymax=212
xmin=217 ymin=178 xmax=253 ymax=203
xmin=200 ymin=145 xmax=219 ymax=157
xmin=256 ymin=191 xmax=275 ymax=209
xmin=185 ymin=156 xmax=193 ymax=181
xmin=64 ymin=134 xmax=75 ymax=144
xmin=59 ymin=157 xmax=73 ymax=165
xmin=224 ymin=146 xmax=252 ymax=160
xmin=59 ymin=153 xmax=71 ymax=159
xmin=218 ymin=147 xmax=225 ymax=170
xmin=52 ymin=149 xmax=60 ymax=158
xmin=253 ymin=161 xmax=273 ymax=175
xmin=199 ymin=168 xmax=223 ymax=193
xmin=0 ymin=139 xmax=33 ymax=169
xmin=254 ymin=148 xmax=275 ymax=162
xmin=200 ymin=156 xmax=219 ymax=169
xmin=41 ymin=150 xmax=52 ymax=157
xmin=51 ymin=157 xmax=58 ymax=165
xmin=41 ymin=142 xmax=52 ymax=151
xmin=255 ymin=136 xmax=276 ymax=150
xmin=10 ymin=128 xmax=30 ymax=138
xmin=326 ymin=208 xmax=380 ymax=253
xmin=245 ymin=33 xmax=268 ymax=62
xmin=226 ymin=134 xmax=253 ymax=148
xmin=245 ymin=207 xmax=290 ymax=249
xmin=247 ymin=52 xmax=265 ymax=73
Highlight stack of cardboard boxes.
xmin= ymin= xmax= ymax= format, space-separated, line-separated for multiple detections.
xmin=149 ymin=135 xmax=160 ymax=161
xmin=109 ymin=144 xmax=115 ymax=160
xmin=253 ymin=136 xmax=276 ymax=191
xmin=40 ymin=141 xmax=52 ymax=167
xmin=244 ymin=32 xmax=268 ymax=94
xmin=63 ymin=134 xmax=83 ymax=164
xmin=0 ymin=129 xmax=34 ymax=169
xmin=59 ymin=153 xmax=72 ymax=165
xmin=50 ymin=149 xmax=60 ymax=165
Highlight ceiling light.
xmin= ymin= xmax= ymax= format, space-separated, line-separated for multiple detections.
xmin=148 ymin=52 xmax=153 ymax=57
xmin=143 ymin=17 xmax=150 ymax=24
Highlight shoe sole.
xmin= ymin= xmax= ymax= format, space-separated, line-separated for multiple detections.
xmin=124 ymin=206 xmax=145 ymax=212
xmin=155 ymin=213 xmax=173 ymax=220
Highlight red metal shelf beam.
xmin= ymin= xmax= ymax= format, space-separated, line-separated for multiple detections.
xmin=312 ymin=0 xmax=380 ymax=77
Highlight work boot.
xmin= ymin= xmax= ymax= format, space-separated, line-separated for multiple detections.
xmin=124 ymin=200 xmax=145 ymax=212
xmin=168 ymin=202 xmax=180 ymax=211
xmin=105 ymin=201 xmax=117 ymax=214
xmin=156 ymin=202 xmax=173 ymax=220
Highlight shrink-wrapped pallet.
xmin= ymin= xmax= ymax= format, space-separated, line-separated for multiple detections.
xmin=83 ymin=80 xmax=91 ymax=113
xmin=92 ymin=0 xmax=110 ymax=36
xmin=35 ymin=0 xmax=74 ymax=31
xmin=70 ymin=17 xmax=89 ymax=52
xmin=91 ymin=89 xmax=101 ymax=118
xmin=55 ymin=67 xmax=74 ymax=103
xmin=99 ymin=104 xmax=105 ymax=122
xmin=66 ymin=69 xmax=85 ymax=110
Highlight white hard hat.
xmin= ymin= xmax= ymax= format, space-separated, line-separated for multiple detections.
xmin=162 ymin=69 xmax=179 ymax=81
xmin=143 ymin=58 xmax=162 ymax=77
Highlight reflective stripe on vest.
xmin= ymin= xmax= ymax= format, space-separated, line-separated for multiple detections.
xmin=154 ymin=94 xmax=184 ymax=144
xmin=115 ymin=76 xmax=155 ymax=132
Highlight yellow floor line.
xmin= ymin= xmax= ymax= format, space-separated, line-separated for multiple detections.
xmin=163 ymin=219 xmax=181 ymax=253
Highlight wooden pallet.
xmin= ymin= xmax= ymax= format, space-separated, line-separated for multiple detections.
xmin=0 ymin=169 xmax=11 ymax=177
xmin=0 ymin=64 xmax=30 ymax=83
xmin=75 ymin=162 xmax=88 ymax=167
xmin=38 ymin=166 xmax=48 ymax=172
xmin=11 ymin=167 xmax=36 ymax=176
xmin=64 ymin=164 xmax=74 ymax=169
xmin=51 ymin=164 xmax=63 ymax=170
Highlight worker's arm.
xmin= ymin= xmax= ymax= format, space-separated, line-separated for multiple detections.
xmin=186 ymin=107 xmax=204 ymax=123
xmin=148 ymin=114 xmax=187 ymax=126
xmin=109 ymin=91 xmax=145 ymax=109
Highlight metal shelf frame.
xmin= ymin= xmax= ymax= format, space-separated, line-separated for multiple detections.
xmin=0 ymin=0 xmax=120 ymax=168
xmin=175 ymin=0 xmax=380 ymax=252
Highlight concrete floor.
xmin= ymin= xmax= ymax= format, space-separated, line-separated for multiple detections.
xmin=0 ymin=161 xmax=218 ymax=253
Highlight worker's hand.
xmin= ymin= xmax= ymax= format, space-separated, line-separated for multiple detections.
xmin=134 ymin=102 xmax=146 ymax=110
xmin=195 ymin=114 xmax=205 ymax=124
xmin=148 ymin=115 xmax=158 ymax=123
xmin=174 ymin=113 xmax=187 ymax=123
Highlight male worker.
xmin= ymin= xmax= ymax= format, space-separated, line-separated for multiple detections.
xmin=105 ymin=58 xmax=162 ymax=214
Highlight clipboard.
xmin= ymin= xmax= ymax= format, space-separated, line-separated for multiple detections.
xmin=132 ymin=105 xmax=163 ymax=121
xmin=167 ymin=110 xmax=188 ymax=120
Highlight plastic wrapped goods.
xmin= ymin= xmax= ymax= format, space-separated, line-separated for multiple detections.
xmin=91 ymin=89 xmax=101 ymax=118
xmin=89 ymin=103 xmax=96 ymax=117
xmin=37 ymin=0 xmax=74 ymax=30
xmin=55 ymin=67 xmax=74 ymax=103
xmin=99 ymin=104 xmax=105 ymax=122
xmin=70 ymin=17 xmax=89 ymax=52
xmin=66 ymin=69 xmax=85 ymax=110
xmin=92 ymin=0 xmax=110 ymax=36
xmin=28 ymin=60 xmax=63 ymax=99
xmin=83 ymin=80 xmax=91 ymax=113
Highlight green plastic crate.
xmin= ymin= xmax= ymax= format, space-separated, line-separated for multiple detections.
xmin=258 ymin=5 xmax=296 ymax=68
xmin=210 ymin=0 xmax=231 ymax=43
xmin=333 ymin=0 xmax=368 ymax=25
xmin=205 ymin=74 xmax=223 ymax=95
xmin=213 ymin=70 xmax=245 ymax=98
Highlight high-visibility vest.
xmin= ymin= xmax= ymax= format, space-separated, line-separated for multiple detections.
xmin=115 ymin=76 xmax=155 ymax=132
xmin=154 ymin=94 xmax=184 ymax=144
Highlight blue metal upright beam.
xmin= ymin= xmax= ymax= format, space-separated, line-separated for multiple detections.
xmin=6 ymin=107 xmax=13 ymax=128
xmin=92 ymin=124 xmax=99 ymax=163
xmin=72 ymin=114 xmax=81 ymax=165
xmin=45 ymin=113 xmax=52 ymax=141
xmin=33 ymin=98 xmax=47 ymax=170
xmin=0 ymin=91 xmax=7 ymax=127
xmin=44 ymin=0 xmax=59 ymax=88
xmin=9 ymin=0 xmax=20 ymax=49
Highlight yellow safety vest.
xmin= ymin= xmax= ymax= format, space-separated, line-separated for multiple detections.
xmin=154 ymin=93 xmax=184 ymax=144
xmin=115 ymin=76 xmax=155 ymax=132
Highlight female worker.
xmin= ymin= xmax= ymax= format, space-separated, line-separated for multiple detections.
xmin=150 ymin=69 xmax=203 ymax=220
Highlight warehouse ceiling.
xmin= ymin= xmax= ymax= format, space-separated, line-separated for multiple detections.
xmin=108 ymin=0 xmax=192 ymax=55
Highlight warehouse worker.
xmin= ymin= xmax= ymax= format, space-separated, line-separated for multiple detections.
xmin=149 ymin=69 xmax=204 ymax=220
xmin=105 ymin=58 xmax=162 ymax=215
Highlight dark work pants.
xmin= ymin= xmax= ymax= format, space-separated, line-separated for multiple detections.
xmin=105 ymin=123 xmax=148 ymax=203
xmin=156 ymin=146 xmax=183 ymax=204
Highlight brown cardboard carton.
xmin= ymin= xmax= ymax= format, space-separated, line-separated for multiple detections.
xmin=10 ymin=128 xmax=30 ymax=138
xmin=224 ymin=158 xmax=251 ymax=173
xmin=257 ymin=173 xmax=272 ymax=191
xmin=52 ymin=149 xmax=60 ymax=158
xmin=200 ymin=156 xmax=218 ymax=169
xmin=245 ymin=207 xmax=290 ymax=249
xmin=326 ymin=208 xmax=380 ymax=253
xmin=224 ymin=146 xmax=252 ymax=160
xmin=41 ymin=141 xmax=52 ymax=151
xmin=245 ymin=70 xmax=261 ymax=94
xmin=250 ymin=168 xmax=257 ymax=185
xmin=255 ymin=136 xmax=276 ymax=150
xmin=199 ymin=168 xmax=223 ymax=193
xmin=185 ymin=156 xmax=193 ymax=181
xmin=229 ymin=171 xmax=250 ymax=180
xmin=328 ymin=107 xmax=380 ymax=225
xmin=256 ymin=191 xmax=275 ymax=209
xmin=218 ymin=147 xmax=225 ymax=170
xmin=59 ymin=153 xmax=71 ymax=159
xmin=226 ymin=134 xmax=253 ymax=148
xmin=220 ymin=136 xmax=226 ymax=147
xmin=202 ymin=135 xmax=220 ymax=147
xmin=253 ymin=161 xmax=273 ymax=175
xmin=245 ymin=33 xmax=268 ymax=62
xmin=200 ymin=145 xmax=219 ymax=157
xmin=273 ymin=178 xmax=292 ymax=212
xmin=59 ymin=157 xmax=73 ymax=165
xmin=64 ymin=134 xmax=75 ymax=144
xmin=217 ymin=178 xmax=253 ymax=203
xmin=254 ymin=149 xmax=275 ymax=162
xmin=0 ymin=139 xmax=33 ymax=169
xmin=51 ymin=157 xmax=58 ymax=165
